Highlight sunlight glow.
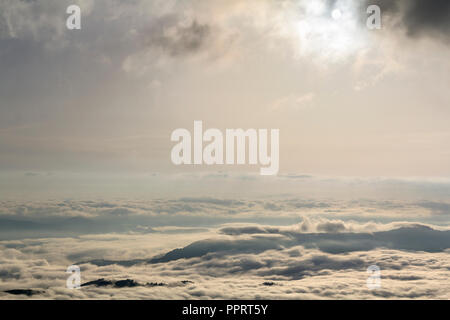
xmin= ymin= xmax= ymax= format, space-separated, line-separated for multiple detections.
xmin=295 ymin=0 xmax=368 ymax=62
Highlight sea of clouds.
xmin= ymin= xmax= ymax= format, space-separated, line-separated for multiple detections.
xmin=0 ymin=196 xmax=449 ymax=299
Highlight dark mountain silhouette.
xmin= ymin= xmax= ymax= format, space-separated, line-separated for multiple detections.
xmin=81 ymin=278 xmax=140 ymax=288
xmin=114 ymin=279 xmax=140 ymax=288
xmin=81 ymin=278 xmax=172 ymax=288
xmin=78 ymin=259 xmax=146 ymax=267
xmin=147 ymin=282 xmax=167 ymax=287
xmin=3 ymin=289 xmax=44 ymax=296
xmin=80 ymin=225 xmax=450 ymax=267
xmin=81 ymin=278 xmax=113 ymax=287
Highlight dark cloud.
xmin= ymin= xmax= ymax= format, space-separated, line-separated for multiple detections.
xmin=368 ymin=0 xmax=450 ymax=41
xmin=220 ymin=226 xmax=275 ymax=235
xmin=416 ymin=201 xmax=450 ymax=215
xmin=257 ymin=254 xmax=366 ymax=280
xmin=140 ymin=16 xmax=212 ymax=57
xmin=403 ymin=0 xmax=450 ymax=38
xmin=0 ymin=266 xmax=23 ymax=280
xmin=385 ymin=275 xmax=422 ymax=281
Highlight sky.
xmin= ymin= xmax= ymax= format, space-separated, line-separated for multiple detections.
xmin=1 ymin=0 xmax=450 ymax=184
xmin=0 ymin=0 xmax=449 ymax=300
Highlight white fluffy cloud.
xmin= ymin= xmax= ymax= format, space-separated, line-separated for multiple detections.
xmin=0 ymin=205 xmax=449 ymax=299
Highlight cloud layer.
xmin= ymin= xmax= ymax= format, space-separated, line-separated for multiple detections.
xmin=0 ymin=197 xmax=449 ymax=299
xmin=1 ymin=223 xmax=449 ymax=299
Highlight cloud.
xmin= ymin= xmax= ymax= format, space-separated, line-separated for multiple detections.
xmin=1 ymin=196 xmax=450 ymax=241
xmin=140 ymin=18 xmax=212 ymax=57
xmin=0 ymin=0 xmax=95 ymax=45
xmin=404 ymin=0 xmax=450 ymax=39
xmin=316 ymin=220 xmax=347 ymax=233
xmin=1 ymin=215 xmax=449 ymax=300
xmin=24 ymin=172 xmax=39 ymax=177
xmin=416 ymin=201 xmax=450 ymax=215
xmin=2 ymin=224 xmax=449 ymax=299
xmin=78 ymin=224 xmax=449 ymax=269
xmin=270 ymin=93 xmax=315 ymax=112
xmin=369 ymin=0 xmax=450 ymax=41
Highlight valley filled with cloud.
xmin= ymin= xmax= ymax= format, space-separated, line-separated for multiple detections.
xmin=1 ymin=191 xmax=449 ymax=299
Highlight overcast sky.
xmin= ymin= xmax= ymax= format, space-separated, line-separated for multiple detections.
xmin=1 ymin=0 xmax=450 ymax=197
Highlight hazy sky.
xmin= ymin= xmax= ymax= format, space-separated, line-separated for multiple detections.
xmin=1 ymin=0 xmax=450 ymax=190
